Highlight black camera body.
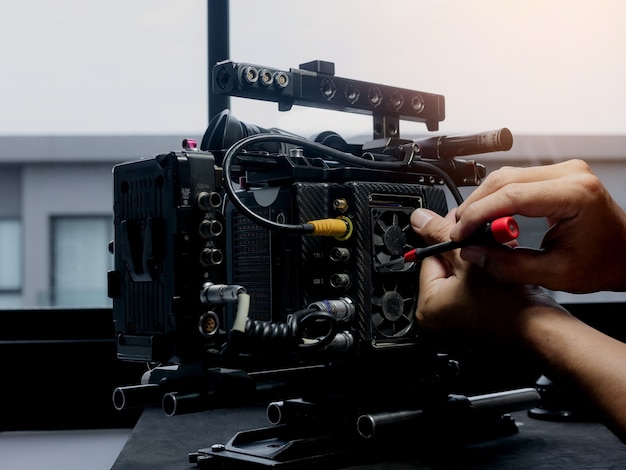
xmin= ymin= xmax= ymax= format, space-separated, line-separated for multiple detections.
xmin=109 ymin=145 xmax=448 ymax=364
xmin=109 ymin=63 xmax=536 ymax=462
xmin=109 ymin=150 xmax=225 ymax=363
xmin=108 ymin=60 xmax=495 ymax=367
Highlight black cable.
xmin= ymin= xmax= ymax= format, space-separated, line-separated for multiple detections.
xmin=221 ymin=133 xmax=465 ymax=234
xmin=292 ymin=308 xmax=338 ymax=350
xmin=222 ymin=135 xmax=314 ymax=234
xmin=244 ymin=308 xmax=338 ymax=351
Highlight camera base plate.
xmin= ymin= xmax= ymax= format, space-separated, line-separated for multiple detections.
xmin=189 ymin=395 xmax=525 ymax=469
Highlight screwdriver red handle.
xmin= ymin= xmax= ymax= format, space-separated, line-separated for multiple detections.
xmin=481 ymin=216 xmax=519 ymax=244
xmin=404 ymin=216 xmax=519 ymax=262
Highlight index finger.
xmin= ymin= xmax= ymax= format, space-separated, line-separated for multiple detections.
xmin=458 ymin=160 xmax=592 ymax=219
xmin=452 ymin=160 xmax=592 ymax=241
xmin=451 ymin=177 xmax=586 ymax=241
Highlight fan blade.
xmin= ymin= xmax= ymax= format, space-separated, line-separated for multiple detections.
xmin=372 ymin=233 xmax=384 ymax=247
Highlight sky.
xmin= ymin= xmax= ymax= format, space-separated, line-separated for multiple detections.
xmin=1 ymin=0 xmax=625 ymax=139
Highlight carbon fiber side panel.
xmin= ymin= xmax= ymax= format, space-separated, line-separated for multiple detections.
xmin=296 ymin=181 xmax=448 ymax=351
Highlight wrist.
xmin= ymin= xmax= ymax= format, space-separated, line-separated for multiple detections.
xmin=515 ymin=301 xmax=577 ymax=358
xmin=505 ymin=286 xmax=570 ymax=346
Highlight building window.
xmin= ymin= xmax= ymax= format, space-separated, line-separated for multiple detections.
xmin=51 ymin=216 xmax=113 ymax=307
xmin=0 ymin=219 xmax=22 ymax=307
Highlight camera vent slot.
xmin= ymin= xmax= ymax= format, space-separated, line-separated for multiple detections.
xmin=231 ymin=210 xmax=271 ymax=320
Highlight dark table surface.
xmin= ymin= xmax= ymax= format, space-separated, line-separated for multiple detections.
xmin=112 ymin=403 xmax=625 ymax=469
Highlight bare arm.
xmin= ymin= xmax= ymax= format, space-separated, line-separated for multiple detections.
xmin=411 ymin=208 xmax=626 ymax=442
xmin=518 ymin=306 xmax=626 ymax=442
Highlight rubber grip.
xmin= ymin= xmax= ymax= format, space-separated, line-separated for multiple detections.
xmin=490 ymin=217 xmax=519 ymax=244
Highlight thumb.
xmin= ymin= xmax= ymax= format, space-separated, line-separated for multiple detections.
xmin=410 ymin=209 xmax=453 ymax=245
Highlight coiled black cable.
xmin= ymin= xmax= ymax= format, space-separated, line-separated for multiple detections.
xmin=243 ymin=308 xmax=338 ymax=351
xmin=244 ymin=317 xmax=299 ymax=350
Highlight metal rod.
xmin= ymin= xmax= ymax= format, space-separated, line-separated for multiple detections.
xmin=356 ymin=387 xmax=540 ymax=439
xmin=208 ymin=0 xmax=230 ymax=123
xmin=112 ymin=383 xmax=162 ymax=411
xmin=357 ymin=409 xmax=424 ymax=439
xmin=468 ymin=387 xmax=540 ymax=415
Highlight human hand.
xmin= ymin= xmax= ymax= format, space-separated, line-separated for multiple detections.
xmin=411 ymin=208 xmax=563 ymax=341
xmin=450 ymin=159 xmax=626 ymax=293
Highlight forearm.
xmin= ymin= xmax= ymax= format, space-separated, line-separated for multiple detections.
xmin=413 ymin=206 xmax=626 ymax=442
xmin=520 ymin=306 xmax=626 ymax=442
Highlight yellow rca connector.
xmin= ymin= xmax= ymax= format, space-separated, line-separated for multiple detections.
xmin=307 ymin=216 xmax=353 ymax=241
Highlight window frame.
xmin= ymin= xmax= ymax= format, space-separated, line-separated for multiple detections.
xmin=49 ymin=214 xmax=113 ymax=307
xmin=0 ymin=218 xmax=23 ymax=307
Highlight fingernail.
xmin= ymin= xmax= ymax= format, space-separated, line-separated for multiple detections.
xmin=460 ymin=246 xmax=486 ymax=267
xmin=411 ymin=209 xmax=434 ymax=229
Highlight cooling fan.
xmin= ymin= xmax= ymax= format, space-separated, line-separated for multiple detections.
xmin=370 ymin=206 xmax=420 ymax=341
xmin=370 ymin=278 xmax=416 ymax=339
xmin=370 ymin=207 xmax=419 ymax=272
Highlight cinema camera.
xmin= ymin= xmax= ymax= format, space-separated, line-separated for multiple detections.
xmin=109 ymin=60 xmax=539 ymax=467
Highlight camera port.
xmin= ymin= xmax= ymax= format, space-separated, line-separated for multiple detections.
xmin=330 ymin=273 xmax=351 ymax=289
xmin=333 ymin=198 xmax=348 ymax=213
xmin=259 ymin=69 xmax=273 ymax=86
xmin=389 ymin=90 xmax=404 ymax=111
xmin=344 ymin=83 xmax=360 ymax=104
xmin=197 ymin=191 xmax=222 ymax=210
xmin=200 ymin=248 xmax=223 ymax=266
xmin=198 ymin=311 xmax=220 ymax=337
xmin=199 ymin=219 xmax=223 ymax=238
xmin=411 ymin=95 xmax=425 ymax=113
xmin=320 ymin=78 xmax=337 ymax=100
xmin=274 ymin=71 xmax=289 ymax=88
xmin=308 ymin=297 xmax=354 ymax=321
xmin=329 ymin=247 xmax=350 ymax=262
xmin=324 ymin=331 xmax=354 ymax=352
xmin=368 ymin=86 xmax=383 ymax=107
xmin=242 ymin=66 xmax=259 ymax=84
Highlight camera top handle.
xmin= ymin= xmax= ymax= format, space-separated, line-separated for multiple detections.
xmin=211 ymin=60 xmax=446 ymax=138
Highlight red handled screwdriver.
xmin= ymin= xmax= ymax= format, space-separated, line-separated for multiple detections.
xmin=403 ymin=216 xmax=519 ymax=263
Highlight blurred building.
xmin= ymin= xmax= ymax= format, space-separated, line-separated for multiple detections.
xmin=0 ymin=134 xmax=625 ymax=308
xmin=0 ymin=135 xmax=190 ymax=308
